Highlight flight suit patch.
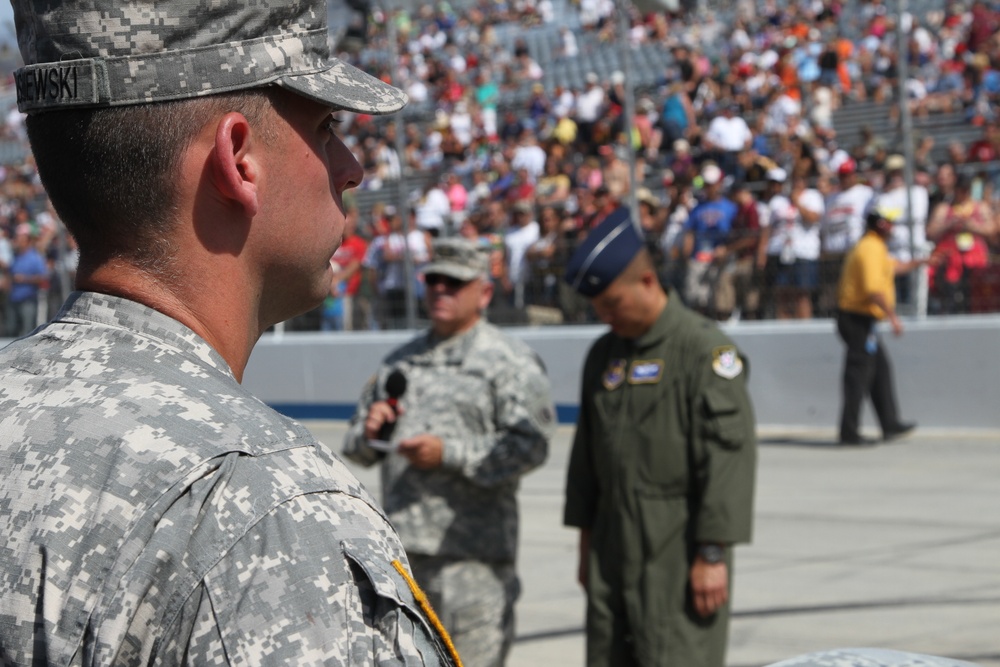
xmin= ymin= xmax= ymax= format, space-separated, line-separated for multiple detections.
xmin=712 ymin=346 xmax=743 ymax=379
xmin=602 ymin=359 xmax=627 ymax=390
xmin=628 ymin=359 xmax=663 ymax=384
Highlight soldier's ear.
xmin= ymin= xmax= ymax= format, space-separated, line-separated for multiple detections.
xmin=210 ymin=112 xmax=260 ymax=218
xmin=640 ymin=268 xmax=659 ymax=289
xmin=478 ymin=279 xmax=494 ymax=312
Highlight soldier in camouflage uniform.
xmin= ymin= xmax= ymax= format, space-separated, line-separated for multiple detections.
xmin=0 ymin=0 xmax=461 ymax=665
xmin=344 ymin=237 xmax=556 ymax=667
xmin=562 ymin=208 xmax=757 ymax=667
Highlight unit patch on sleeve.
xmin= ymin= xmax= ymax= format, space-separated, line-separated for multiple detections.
xmin=712 ymin=346 xmax=743 ymax=379
xmin=602 ymin=359 xmax=627 ymax=390
xmin=628 ymin=359 xmax=663 ymax=384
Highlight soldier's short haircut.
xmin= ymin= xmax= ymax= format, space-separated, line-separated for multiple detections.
xmin=26 ymin=90 xmax=279 ymax=276
xmin=13 ymin=0 xmax=409 ymax=276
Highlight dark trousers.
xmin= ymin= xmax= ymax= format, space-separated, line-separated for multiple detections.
xmin=836 ymin=310 xmax=901 ymax=440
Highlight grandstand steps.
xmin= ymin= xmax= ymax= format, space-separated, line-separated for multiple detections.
xmin=832 ymin=100 xmax=983 ymax=164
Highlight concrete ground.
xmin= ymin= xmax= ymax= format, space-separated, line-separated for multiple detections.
xmin=306 ymin=422 xmax=1000 ymax=667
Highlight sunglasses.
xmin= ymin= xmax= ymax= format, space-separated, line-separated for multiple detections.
xmin=425 ymin=274 xmax=471 ymax=289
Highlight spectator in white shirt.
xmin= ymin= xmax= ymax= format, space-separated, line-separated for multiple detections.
xmin=512 ymin=130 xmax=547 ymax=183
xmin=575 ymin=73 xmax=606 ymax=153
xmin=505 ymin=201 xmax=541 ymax=310
xmin=703 ymin=103 xmax=753 ymax=178
xmin=820 ymin=158 xmax=874 ymax=315
xmin=414 ymin=181 xmax=452 ymax=236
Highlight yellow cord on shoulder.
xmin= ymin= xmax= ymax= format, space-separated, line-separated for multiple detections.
xmin=392 ymin=560 xmax=464 ymax=667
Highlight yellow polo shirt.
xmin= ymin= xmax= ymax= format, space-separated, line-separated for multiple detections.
xmin=837 ymin=231 xmax=896 ymax=319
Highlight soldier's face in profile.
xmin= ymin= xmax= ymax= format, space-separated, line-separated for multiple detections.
xmin=254 ymin=92 xmax=364 ymax=321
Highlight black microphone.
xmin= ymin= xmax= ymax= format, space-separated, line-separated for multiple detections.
xmin=376 ymin=369 xmax=407 ymax=442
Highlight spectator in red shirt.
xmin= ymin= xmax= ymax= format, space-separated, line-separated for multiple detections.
xmin=966 ymin=121 xmax=1000 ymax=163
xmin=967 ymin=1 xmax=998 ymax=53
xmin=330 ymin=206 xmax=369 ymax=331
xmin=725 ymin=183 xmax=764 ymax=320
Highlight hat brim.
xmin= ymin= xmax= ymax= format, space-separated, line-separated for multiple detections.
xmin=422 ymin=263 xmax=484 ymax=282
xmin=279 ymin=58 xmax=407 ymax=115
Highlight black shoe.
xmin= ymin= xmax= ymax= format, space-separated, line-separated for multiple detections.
xmin=839 ymin=434 xmax=877 ymax=446
xmin=883 ymin=422 xmax=917 ymax=442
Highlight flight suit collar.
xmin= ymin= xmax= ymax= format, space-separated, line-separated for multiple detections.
xmin=628 ymin=289 xmax=682 ymax=353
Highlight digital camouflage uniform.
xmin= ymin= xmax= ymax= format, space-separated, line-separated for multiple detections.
xmin=11 ymin=0 xmax=406 ymax=116
xmin=344 ymin=319 xmax=556 ymax=667
xmin=0 ymin=293 xmax=458 ymax=666
xmin=564 ymin=292 xmax=756 ymax=667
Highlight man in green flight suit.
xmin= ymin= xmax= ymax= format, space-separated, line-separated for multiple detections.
xmin=563 ymin=207 xmax=757 ymax=667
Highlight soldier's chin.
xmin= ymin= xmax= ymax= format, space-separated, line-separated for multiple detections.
xmin=610 ymin=322 xmax=637 ymax=338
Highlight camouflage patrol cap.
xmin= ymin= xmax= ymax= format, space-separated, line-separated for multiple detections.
xmin=12 ymin=0 xmax=407 ymax=115
xmin=423 ymin=237 xmax=489 ymax=282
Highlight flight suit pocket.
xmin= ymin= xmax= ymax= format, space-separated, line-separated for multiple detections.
xmin=702 ymin=388 xmax=748 ymax=450
xmin=635 ymin=381 xmax=689 ymax=490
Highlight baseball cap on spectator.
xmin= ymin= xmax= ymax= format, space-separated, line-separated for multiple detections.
xmin=701 ymin=163 xmax=723 ymax=186
xmin=766 ymin=167 xmax=788 ymax=183
xmin=11 ymin=0 xmax=407 ymax=115
xmin=673 ymin=138 xmax=690 ymax=154
xmin=423 ymin=237 xmax=489 ymax=282
xmin=885 ymin=154 xmax=906 ymax=172
xmin=837 ymin=157 xmax=858 ymax=176
xmin=585 ymin=72 xmax=599 ymax=85
xmin=636 ymin=187 xmax=660 ymax=209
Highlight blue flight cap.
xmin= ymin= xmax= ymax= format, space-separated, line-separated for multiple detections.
xmin=564 ymin=207 xmax=644 ymax=297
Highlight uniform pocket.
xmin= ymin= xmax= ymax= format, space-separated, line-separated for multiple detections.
xmin=342 ymin=540 xmax=459 ymax=665
xmin=702 ymin=388 xmax=748 ymax=450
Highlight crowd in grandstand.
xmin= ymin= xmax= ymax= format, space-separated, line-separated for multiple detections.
xmin=2 ymin=0 xmax=1000 ymax=333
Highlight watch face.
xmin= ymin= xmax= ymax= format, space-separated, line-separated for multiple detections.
xmin=699 ymin=544 xmax=725 ymax=563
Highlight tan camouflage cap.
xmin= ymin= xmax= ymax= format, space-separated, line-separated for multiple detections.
xmin=12 ymin=0 xmax=407 ymax=115
xmin=423 ymin=237 xmax=489 ymax=282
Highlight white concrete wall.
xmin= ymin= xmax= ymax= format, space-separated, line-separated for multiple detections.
xmin=241 ymin=316 xmax=1000 ymax=431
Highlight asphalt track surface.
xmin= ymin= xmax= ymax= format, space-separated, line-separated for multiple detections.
xmin=306 ymin=422 xmax=1000 ymax=667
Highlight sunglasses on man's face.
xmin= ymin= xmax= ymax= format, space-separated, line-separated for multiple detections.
xmin=425 ymin=274 xmax=471 ymax=289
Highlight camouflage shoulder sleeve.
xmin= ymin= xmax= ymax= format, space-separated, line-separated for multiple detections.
xmin=343 ymin=369 xmax=384 ymax=467
xmin=438 ymin=326 xmax=556 ymax=487
xmin=185 ymin=492 xmax=457 ymax=666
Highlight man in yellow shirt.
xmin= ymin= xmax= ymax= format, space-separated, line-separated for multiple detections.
xmin=836 ymin=207 xmax=929 ymax=445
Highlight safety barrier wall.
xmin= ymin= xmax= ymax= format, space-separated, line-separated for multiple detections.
xmin=240 ymin=316 xmax=1000 ymax=432
xmin=4 ymin=317 xmax=995 ymax=430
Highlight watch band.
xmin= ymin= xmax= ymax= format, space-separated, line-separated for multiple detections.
xmin=697 ymin=543 xmax=725 ymax=564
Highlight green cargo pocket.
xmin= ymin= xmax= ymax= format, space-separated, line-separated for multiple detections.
xmin=702 ymin=388 xmax=748 ymax=450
